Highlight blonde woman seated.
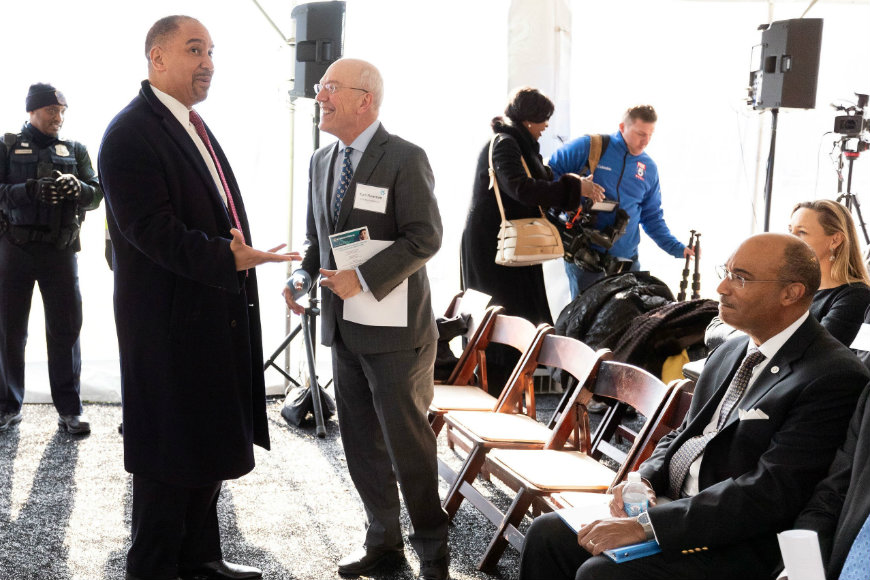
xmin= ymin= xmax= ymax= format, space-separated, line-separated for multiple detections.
xmin=789 ymin=199 xmax=870 ymax=346
xmin=706 ymin=199 xmax=870 ymax=349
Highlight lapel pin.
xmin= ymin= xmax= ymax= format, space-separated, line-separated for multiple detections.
xmin=770 ymin=366 xmax=780 ymax=374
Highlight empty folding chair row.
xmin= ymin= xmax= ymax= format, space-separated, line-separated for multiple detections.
xmin=437 ymin=331 xmax=685 ymax=572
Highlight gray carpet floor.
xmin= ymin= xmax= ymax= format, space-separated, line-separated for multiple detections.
xmin=1 ymin=396 xmax=571 ymax=580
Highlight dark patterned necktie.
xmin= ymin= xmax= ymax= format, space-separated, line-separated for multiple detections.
xmin=667 ymin=348 xmax=766 ymax=498
xmin=332 ymin=146 xmax=354 ymax=224
xmin=189 ymin=110 xmax=244 ymax=243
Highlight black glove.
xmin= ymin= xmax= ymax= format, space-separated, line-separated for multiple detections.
xmin=53 ymin=170 xmax=81 ymax=199
xmin=28 ymin=177 xmax=63 ymax=205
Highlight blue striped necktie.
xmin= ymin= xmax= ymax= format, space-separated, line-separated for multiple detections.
xmin=333 ymin=146 xmax=354 ymax=223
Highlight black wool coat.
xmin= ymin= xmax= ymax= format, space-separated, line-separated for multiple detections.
xmin=460 ymin=119 xmax=582 ymax=325
xmin=98 ymin=81 xmax=269 ymax=487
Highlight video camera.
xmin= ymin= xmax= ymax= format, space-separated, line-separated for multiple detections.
xmin=548 ymin=199 xmax=632 ymax=275
xmin=833 ymin=93 xmax=870 ymax=152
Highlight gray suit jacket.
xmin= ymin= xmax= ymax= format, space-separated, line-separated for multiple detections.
xmin=300 ymin=123 xmax=442 ymax=354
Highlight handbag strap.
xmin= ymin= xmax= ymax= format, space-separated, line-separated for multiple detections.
xmin=488 ymin=134 xmax=547 ymax=222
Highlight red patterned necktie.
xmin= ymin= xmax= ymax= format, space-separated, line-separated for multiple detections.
xmin=188 ymin=110 xmax=245 ymax=243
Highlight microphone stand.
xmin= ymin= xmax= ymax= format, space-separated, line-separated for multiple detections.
xmin=264 ymin=282 xmax=330 ymax=438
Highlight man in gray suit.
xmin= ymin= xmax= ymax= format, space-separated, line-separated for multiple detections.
xmin=283 ymin=58 xmax=449 ymax=580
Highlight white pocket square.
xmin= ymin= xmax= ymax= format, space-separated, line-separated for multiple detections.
xmin=739 ymin=408 xmax=769 ymax=421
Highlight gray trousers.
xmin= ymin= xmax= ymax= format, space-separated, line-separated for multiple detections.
xmin=332 ymin=337 xmax=448 ymax=560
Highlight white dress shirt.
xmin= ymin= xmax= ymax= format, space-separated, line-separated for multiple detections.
xmin=150 ymin=84 xmax=227 ymax=207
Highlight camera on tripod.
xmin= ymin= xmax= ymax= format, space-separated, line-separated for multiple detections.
xmin=833 ymin=93 xmax=870 ymax=152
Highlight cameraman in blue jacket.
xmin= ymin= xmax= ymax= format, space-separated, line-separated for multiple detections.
xmin=549 ymin=105 xmax=691 ymax=298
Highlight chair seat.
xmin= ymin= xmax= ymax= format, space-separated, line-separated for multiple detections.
xmin=430 ymin=385 xmax=498 ymax=412
xmin=446 ymin=410 xmax=548 ymax=444
xmin=489 ymin=449 xmax=614 ymax=492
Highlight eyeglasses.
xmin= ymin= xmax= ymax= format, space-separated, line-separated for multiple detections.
xmin=313 ymin=82 xmax=369 ymax=95
xmin=716 ymin=265 xmax=794 ymax=289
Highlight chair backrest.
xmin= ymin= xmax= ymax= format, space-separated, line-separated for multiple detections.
xmin=587 ymin=361 xmax=673 ymax=464
xmin=473 ymin=316 xmax=554 ymax=417
xmin=448 ymin=312 xmax=540 ymax=396
xmin=445 ymin=305 xmax=504 ymax=385
xmin=439 ymin=289 xmax=498 ymax=385
xmin=515 ymin=334 xmax=610 ymax=448
xmin=627 ymin=379 xmax=695 ymax=471
xmin=442 ymin=289 xmax=492 ymax=341
xmin=545 ymin=359 xmax=672 ymax=479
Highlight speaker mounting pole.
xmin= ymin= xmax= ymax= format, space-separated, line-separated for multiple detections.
xmin=763 ymin=107 xmax=779 ymax=232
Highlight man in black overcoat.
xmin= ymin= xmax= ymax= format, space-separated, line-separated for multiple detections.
xmin=98 ymin=15 xmax=296 ymax=580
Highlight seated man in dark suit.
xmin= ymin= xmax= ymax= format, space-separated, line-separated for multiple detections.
xmin=789 ymin=382 xmax=870 ymax=579
xmin=520 ymin=233 xmax=870 ymax=580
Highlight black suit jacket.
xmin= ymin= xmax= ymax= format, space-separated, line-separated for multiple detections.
xmin=300 ymin=123 xmax=442 ymax=355
xmin=98 ymin=80 xmax=268 ymax=487
xmin=794 ymin=383 xmax=870 ymax=578
xmin=639 ymin=316 xmax=869 ymax=567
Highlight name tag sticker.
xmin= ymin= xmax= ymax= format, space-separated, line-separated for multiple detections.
xmin=354 ymin=183 xmax=389 ymax=214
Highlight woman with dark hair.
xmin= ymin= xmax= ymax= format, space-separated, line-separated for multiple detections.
xmin=788 ymin=199 xmax=870 ymax=345
xmin=460 ymin=87 xmax=604 ymax=395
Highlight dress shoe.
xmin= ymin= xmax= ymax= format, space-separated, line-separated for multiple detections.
xmin=338 ymin=545 xmax=404 ymax=576
xmin=0 ymin=411 xmax=22 ymax=432
xmin=58 ymin=414 xmax=90 ymax=434
xmin=179 ymin=560 xmax=262 ymax=580
xmin=418 ymin=555 xmax=450 ymax=580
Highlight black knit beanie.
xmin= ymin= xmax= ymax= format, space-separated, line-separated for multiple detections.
xmin=26 ymin=83 xmax=68 ymax=112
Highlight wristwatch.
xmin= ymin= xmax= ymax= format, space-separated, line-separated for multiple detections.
xmin=636 ymin=511 xmax=655 ymax=541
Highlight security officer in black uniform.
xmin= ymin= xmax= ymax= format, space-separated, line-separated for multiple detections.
xmin=0 ymin=83 xmax=103 ymax=434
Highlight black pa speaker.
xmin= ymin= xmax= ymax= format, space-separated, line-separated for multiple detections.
xmin=752 ymin=18 xmax=823 ymax=110
xmin=290 ymin=1 xmax=346 ymax=99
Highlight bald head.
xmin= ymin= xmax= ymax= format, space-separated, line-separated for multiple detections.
xmin=740 ymin=233 xmax=820 ymax=302
xmin=316 ymin=58 xmax=383 ymax=143
xmin=718 ymin=233 xmax=820 ymax=344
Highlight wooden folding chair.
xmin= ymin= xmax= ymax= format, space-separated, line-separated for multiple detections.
xmin=469 ymin=359 xmax=675 ymax=572
xmin=435 ymin=289 xmax=494 ymax=387
xmin=439 ymin=335 xmax=610 ymax=517
xmin=549 ymin=378 xmax=695 ymax=510
xmin=429 ymin=313 xmax=544 ymax=437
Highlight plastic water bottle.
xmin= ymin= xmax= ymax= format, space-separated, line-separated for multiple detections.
xmin=622 ymin=471 xmax=649 ymax=517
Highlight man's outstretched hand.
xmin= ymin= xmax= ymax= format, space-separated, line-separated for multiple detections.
xmin=230 ymin=228 xmax=300 ymax=271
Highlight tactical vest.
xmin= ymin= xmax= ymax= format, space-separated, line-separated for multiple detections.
xmin=2 ymin=131 xmax=84 ymax=248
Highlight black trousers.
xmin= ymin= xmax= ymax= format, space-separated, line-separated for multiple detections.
xmin=520 ymin=512 xmax=777 ymax=580
xmin=0 ymin=237 xmax=82 ymax=415
xmin=127 ymin=474 xmax=222 ymax=580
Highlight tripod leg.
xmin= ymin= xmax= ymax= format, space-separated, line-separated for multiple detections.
xmin=263 ymin=324 xmax=303 ymax=386
xmin=300 ymin=311 xmax=327 ymax=438
xmin=850 ymin=195 xmax=870 ymax=246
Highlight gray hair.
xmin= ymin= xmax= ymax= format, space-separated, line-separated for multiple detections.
xmin=356 ymin=61 xmax=383 ymax=110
